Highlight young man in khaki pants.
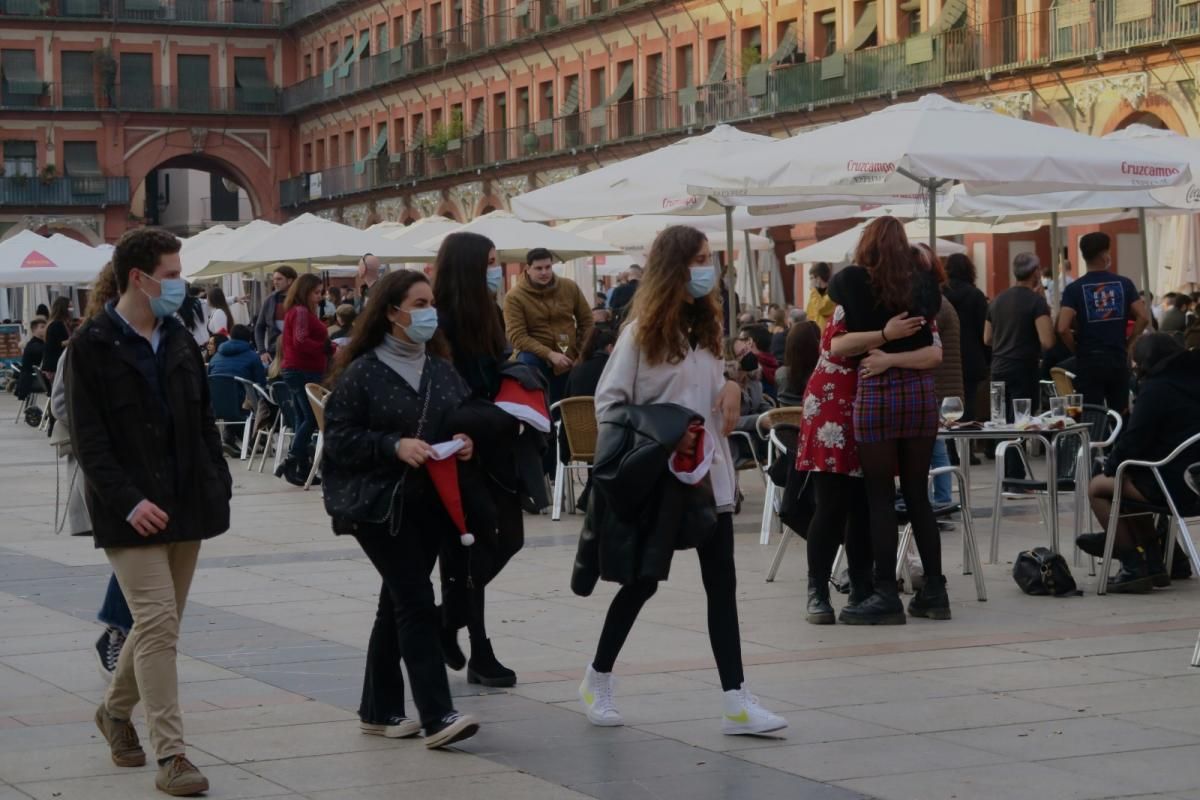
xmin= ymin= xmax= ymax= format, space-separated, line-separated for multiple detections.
xmin=68 ymin=227 xmax=232 ymax=796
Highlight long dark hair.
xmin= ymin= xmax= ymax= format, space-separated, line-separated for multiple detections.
xmin=432 ymin=232 xmax=504 ymax=361
xmin=327 ymin=270 xmax=445 ymax=385
xmin=1133 ymin=332 xmax=1184 ymax=378
xmin=627 ymin=225 xmax=722 ymax=364
xmin=580 ymin=325 xmax=617 ymax=360
xmin=207 ymin=286 xmax=233 ymax=327
xmin=854 ymin=216 xmax=914 ymax=313
xmin=285 ymin=273 xmax=322 ymax=314
xmin=178 ymin=286 xmax=203 ymax=330
xmin=944 ymin=253 xmax=977 ymax=285
xmin=783 ymin=321 xmax=820 ymax=396
xmin=49 ymin=296 xmax=71 ymax=323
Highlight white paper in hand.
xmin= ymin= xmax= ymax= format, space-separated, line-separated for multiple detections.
xmin=429 ymin=439 xmax=466 ymax=461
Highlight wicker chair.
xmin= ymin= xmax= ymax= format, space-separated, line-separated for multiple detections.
xmin=551 ymin=396 xmax=597 ymax=521
xmin=751 ymin=407 xmax=804 ymax=544
xmin=303 ymin=384 xmax=331 ymax=491
xmin=1050 ymin=367 xmax=1076 ymax=397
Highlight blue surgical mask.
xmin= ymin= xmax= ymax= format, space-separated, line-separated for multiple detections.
xmin=397 ymin=306 xmax=438 ymax=343
xmin=141 ymin=273 xmax=187 ymax=318
xmin=486 ymin=266 xmax=504 ymax=294
xmin=687 ymin=266 xmax=716 ymax=298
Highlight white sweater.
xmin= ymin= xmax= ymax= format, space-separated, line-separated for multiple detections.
xmin=595 ymin=320 xmax=735 ymax=509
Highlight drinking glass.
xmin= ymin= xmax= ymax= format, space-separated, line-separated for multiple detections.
xmin=940 ymin=396 xmax=964 ymax=426
xmin=1012 ymin=398 xmax=1032 ymax=424
xmin=557 ymin=333 xmax=570 ymax=354
xmin=990 ymin=382 xmax=1006 ymax=425
xmin=1049 ymin=397 xmax=1068 ymax=419
xmin=1067 ymin=393 xmax=1084 ymax=420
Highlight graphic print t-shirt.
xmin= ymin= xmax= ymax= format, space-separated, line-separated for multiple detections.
xmin=1061 ymin=270 xmax=1138 ymax=362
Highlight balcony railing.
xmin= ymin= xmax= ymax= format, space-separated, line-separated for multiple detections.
xmin=0 ymin=0 xmax=284 ymax=25
xmin=282 ymin=0 xmax=654 ymax=111
xmin=0 ymin=83 xmax=282 ymax=113
xmin=281 ymin=0 xmax=1200 ymax=208
xmin=0 ymin=176 xmax=131 ymax=206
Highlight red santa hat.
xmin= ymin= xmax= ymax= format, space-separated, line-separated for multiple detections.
xmin=669 ymin=421 xmax=715 ymax=485
xmin=494 ymin=377 xmax=551 ymax=433
xmin=425 ymin=441 xmax=475 ymax=547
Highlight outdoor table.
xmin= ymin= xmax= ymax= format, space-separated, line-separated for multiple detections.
xmin=938 ymin=422 xmax=1092 ymax=557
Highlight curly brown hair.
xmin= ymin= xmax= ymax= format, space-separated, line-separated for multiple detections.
xmin=853 ymin=216 xmax=914 ymax=313
xmin=626 ymin=226 xmax=722 ymax=364
xmin=83 ymin=262 xmax=118 ymax=320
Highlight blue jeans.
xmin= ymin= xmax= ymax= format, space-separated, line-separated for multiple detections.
xmin=930 ymin=439 xmax=952 ymax=507
xmin=282 ymin=370 xmax=323 ymax=463
xmin=97 ymin=573 xmax=133 ymax=634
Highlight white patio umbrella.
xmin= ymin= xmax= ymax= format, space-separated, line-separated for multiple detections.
xmin=0 ymin=230 xmax=111 ymax=286
xmin=583 ymin=215 xmax=775 ymax=253
xmin=182 ymin=220 xmax=279 ymax=278
xmin=684 ymin=94 xmax=1191 ymax=250
xmin=373 ymin=215 xmax=463 ymax=246
xmin=192 ymin=213 xmax=432 ymax=277
xmin=785 ymin=222 xmax=965 ymax=265
xmin=418 ymin=210 xmax=620 ymax=263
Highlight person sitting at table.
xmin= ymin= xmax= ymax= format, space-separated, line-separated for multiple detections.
xmin=774 ymin=321 xmax=820 ymax=408
xmin=1077 ymin=333 xmax=1200 ymax=592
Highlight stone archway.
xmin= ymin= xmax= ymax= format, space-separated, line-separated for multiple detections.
xmin=122 ymin=127 xmax=279 ymax=222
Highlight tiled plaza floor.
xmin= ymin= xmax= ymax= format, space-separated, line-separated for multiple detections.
xmin=0 ymin=393 xmax=1198 ymax=799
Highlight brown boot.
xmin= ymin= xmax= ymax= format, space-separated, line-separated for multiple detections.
xmin=94 ymin=704 xmax=146 ymax=767
xmin=155 ymin=754 xmax=209 ymax=797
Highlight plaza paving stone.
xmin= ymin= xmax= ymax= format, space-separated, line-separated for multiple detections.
xmin=0 ymin=392 xmax=1198 ymax=799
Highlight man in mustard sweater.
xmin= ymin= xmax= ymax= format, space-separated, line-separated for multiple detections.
xmin=504 ymin=248 xmax=594 ymax=472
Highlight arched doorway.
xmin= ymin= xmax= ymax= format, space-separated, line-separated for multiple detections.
xmin=133 ymin=154 xmax=259 ymax=237
xmin=1114 ymin=111 xmax=1169 ymax=131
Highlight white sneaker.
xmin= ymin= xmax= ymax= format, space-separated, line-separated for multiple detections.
xmin=721 ymin=686 xmax=788 ymax=736
xmin=579 ymin=664 xmax=623 ymax=726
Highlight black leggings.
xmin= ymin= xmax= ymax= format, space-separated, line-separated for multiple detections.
xmin=807 ymin=472 xmax=872 ymax=581
xmin=592 ymin=513 xmax=743 ymax=691
xmin=857 ymin=436 xmax=942 ymax=585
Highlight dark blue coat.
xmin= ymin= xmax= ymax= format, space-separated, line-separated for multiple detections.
xmin=208 ymin=339 xmax=267 ymax=386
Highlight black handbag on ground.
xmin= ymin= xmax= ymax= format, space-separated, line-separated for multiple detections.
xmin=1012 ymin=547 xmax=1080 ymax=596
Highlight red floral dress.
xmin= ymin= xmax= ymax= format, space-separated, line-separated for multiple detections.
xmin=795 ymin=306 xmax=861 ymax=477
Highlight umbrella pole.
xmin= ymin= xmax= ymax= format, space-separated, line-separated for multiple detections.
xmin=743 ymin=231 xmax=754 ymax=310
xmin=1137 ymin=207 xmax=1151 ymax=296
xmin=1049 ymin=212 xmax=1061 ymax=313
xmin=724 ymin=204 xmax=736 ymax=333
xmin=927 ymin=179 xmax=937 ymax=253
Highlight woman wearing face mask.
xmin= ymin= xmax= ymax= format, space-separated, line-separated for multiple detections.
xmin=322 ymin=270 xmax=480 ymax=750
xmin=277 ymin=273 xmax=331 ymax=486
xmin=577 ymin=225 xmax=787 ymax=736
xmin=432 ymin=232 xmax=524 ymax=687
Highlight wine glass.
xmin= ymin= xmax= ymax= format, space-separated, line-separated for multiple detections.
xmin=940 ymin=396 xmax=964 ymax=427
xmin=557 ymin=333 xmax=570 ymax=355
xmin=1013 ymin=398 xmax=1032 ymax=425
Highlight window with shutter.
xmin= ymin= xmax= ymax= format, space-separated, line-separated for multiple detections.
xmin=176 ymin=54 xmax=210 ymax=110
xmin=61 ymin=51 xmax=94 ymax=109
xmin=3 ymin=140 xmax=36 ymax=178
xmin=119 ymin=52 xmax=153 ymax=109
xmin=234 ymin=57 xmax=274 ymax=110
xmin=64 ymin=140 xmax=103 ymax=194
xmin=1 ymin=50 xmax=44 ymax=106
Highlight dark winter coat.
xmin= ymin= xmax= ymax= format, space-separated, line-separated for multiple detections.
xmin=322 ymin=351 xmax=470 ymax=535
xmin=66 ymin=309 xmax=231 ymax=549
xmin=572 ymin=403 xmax=718 ymax=595
xmin=943 ymin=278 xmax=990 ymax=384
xmin=208 ymin=339 xmax=267 ymax=385
xmin=15 ymin=336 xmax=45 ymax=399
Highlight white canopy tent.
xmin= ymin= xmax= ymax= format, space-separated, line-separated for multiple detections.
xmin=786 ymin=221 xmax=966 ymax=265
xmin=0 ymin=230 xmax=112 ymax=286
xmin=580 ymin=214 xmax=775 ymax=254
xmin=417 ymin=210 xmax=620 ymax=263
xmin=191 ymin=214 xmax=432 ymax=278
xmin=181 ymin=220 xmax=280 ymax=278
xmin=371 ymin=216 xmax=463 ymax=247
xmin=683 ymin=94 xmax=1192 ymax=254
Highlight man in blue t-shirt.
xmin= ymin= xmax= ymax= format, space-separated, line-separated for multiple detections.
xmin=1056 ymin=232 xmax=1150 ymax=413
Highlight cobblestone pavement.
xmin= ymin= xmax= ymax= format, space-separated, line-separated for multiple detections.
xmin=1 ymin=394 xmax=1198 ymax=800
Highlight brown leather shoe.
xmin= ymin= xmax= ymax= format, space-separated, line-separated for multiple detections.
xmin=155 ymin=755 xmax=209 ymax=796
xmin=94 ymin=704 xmax=146 ymax=767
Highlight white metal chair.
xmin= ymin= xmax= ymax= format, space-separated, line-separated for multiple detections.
xmin=1186 ymin=464 xmax=1200 ymax=669
xmin=759 ymin=423 xmax=800 ymax=545
xmin=231 ymin=376 xmax=262 ymax=460
xmin=550 ymin=397 xmax=597 ymax=521
xmin=1098 ymin=431 xmax=1200 ymax=596
xmin=209 ymin=374 xmax=253 ymax=460
xmin=245 ymin=382 xmax=279 ymax=471
xmin=729 ymin=407 xmax=802 ymax=544
xmin=988 ymin=406 xmax=1121 ymax=565
xmin=267 ymin=381 xmax=297 ymax=474
xmin=303 ymin=383 xmax=330 ymax=490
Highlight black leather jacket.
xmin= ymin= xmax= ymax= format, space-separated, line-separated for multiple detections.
xmin=572 ymin=403 xmax=718 ymax=595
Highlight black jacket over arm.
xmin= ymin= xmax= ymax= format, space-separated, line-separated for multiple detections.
xmin=572 ymin=403 xmax=718 ymax=596
xmin=16 ymin=338 xmax=45 ymax=399
xmin=66 ymin=312 xmax=231 ymax=549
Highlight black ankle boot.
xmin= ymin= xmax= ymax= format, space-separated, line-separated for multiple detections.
xmin=467 ymin=638 xmax=516 ymax=687
xmin=440 ymin=624 xmax=466 ymax=671
xmin=1108 ymin=547 xmax=1155 ymax=594
xmin=839 ymin=581 xmax=906 ymax=625
xmin=806 ymin=578 xmax=835 ymax=625
xmin=846 ymin=568 xmax=874 ymax=608
xmin=908 ymin=574 xmax=951 ymax=620
xmin=273 ymin=455 xmax=294 ymax=479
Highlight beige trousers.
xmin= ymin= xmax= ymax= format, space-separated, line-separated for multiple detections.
xmin=104 ymin=540 xmax=201 ymax=760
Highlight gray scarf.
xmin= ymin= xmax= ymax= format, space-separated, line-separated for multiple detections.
xmin=374 ymin=332 xmax=426 ymax=390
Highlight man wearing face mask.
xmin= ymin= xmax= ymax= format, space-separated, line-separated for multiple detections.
xmin=805 ymin=262 xmax=836 ymax=334
xmin=67 ymin=227 xmax=231 ymax=798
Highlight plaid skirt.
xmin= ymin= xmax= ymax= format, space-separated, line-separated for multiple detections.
xmin=853 ymin=368 xmax=938 ymax=444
